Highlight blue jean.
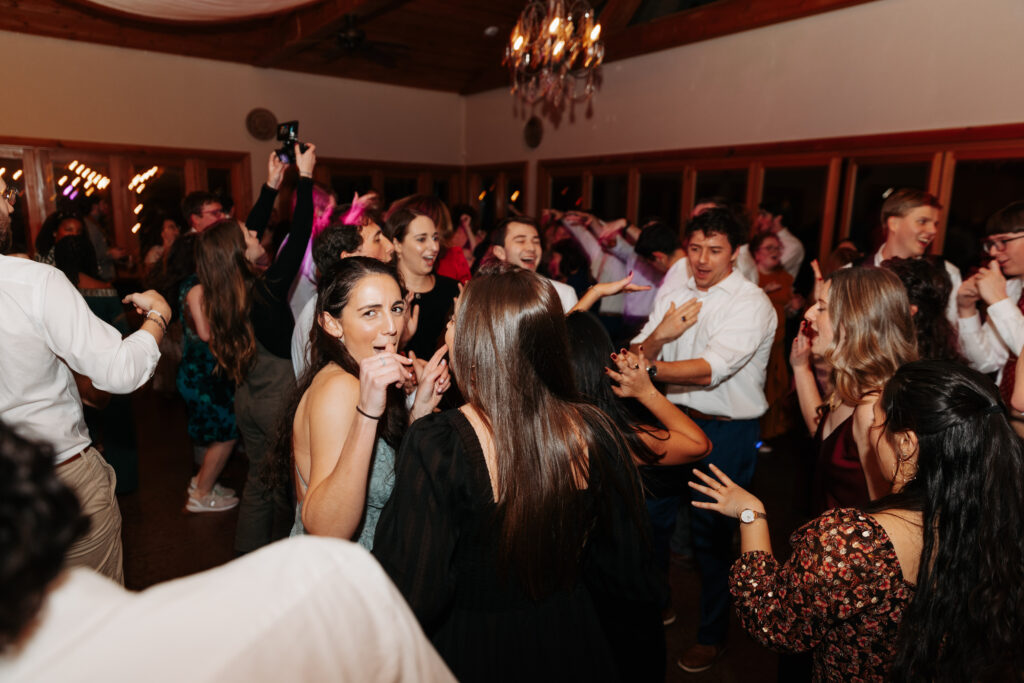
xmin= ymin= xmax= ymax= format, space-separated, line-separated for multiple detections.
xmin=689 ymin=417 xmax=760 ymax=646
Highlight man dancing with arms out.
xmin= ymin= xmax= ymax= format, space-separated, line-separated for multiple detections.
xmin=629 ymin=208 xmax=776 ymax=673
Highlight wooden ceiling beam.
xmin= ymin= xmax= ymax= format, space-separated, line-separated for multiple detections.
xmin=602 ymin=0 xmax=882 ymax=64
xmin=597 ymin=0 xmax=644 ymax=33
xmin=255 ymin=0 xmax=414 ymax=68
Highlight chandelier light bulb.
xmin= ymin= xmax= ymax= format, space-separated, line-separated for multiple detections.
xmin=590 ymin=24 xmax=601 ymax=41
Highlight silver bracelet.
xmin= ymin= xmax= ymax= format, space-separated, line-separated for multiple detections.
xmin=145 ymin=309 xmax=168 ymax=333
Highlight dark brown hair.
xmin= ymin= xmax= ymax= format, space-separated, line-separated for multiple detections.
xmin=452 ymin=265 xmax=643 ymax=596
xmin=195 ymin=219 xmax=258 ymax=384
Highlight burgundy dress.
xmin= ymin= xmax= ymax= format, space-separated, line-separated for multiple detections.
xmin=730 ymin=508 xmax=915 ymax=682
xmin=810 ymin=407 xmax=870 ymax=515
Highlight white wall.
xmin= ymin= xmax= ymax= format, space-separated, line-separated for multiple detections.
xmin=464 ymin=0 xmax=1024 ymax=211
xmin=1 ymin=29 xmax=463 ymax=198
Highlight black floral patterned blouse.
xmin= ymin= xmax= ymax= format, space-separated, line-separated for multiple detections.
xmin=729 ymin=508 xmax=915 ymax=683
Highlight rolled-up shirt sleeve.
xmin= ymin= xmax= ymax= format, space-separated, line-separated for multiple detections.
xmin=701 ymin=294 xmax=777 ymax=388
xmin=38 ymin=268 xmax=160 ymax=393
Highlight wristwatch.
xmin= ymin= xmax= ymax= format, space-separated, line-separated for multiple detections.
xmin=739 ymin=508 xmax=768 ymax=524
xmin=646 ymin=362 xmax=658 ymax=380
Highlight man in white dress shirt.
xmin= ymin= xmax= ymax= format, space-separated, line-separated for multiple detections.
xmin=0 ymin=175 xmax=168 ymax=583
xmin=957 ymin=201 xmax=1024 ymax=421
xmin=491 ymin=217 xmax=578 ymax=312
xmin=631 ymin=208 xmax=776 ymax=673
xmin=858 ymin=189 xmax=962 ymax=323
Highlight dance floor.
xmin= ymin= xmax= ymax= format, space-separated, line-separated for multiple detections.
xmin=121 ymin=382 xmax=811 ymax=682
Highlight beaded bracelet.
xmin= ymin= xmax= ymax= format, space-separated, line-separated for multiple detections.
xmin=145 ymin=309 xmax=168 ymax=333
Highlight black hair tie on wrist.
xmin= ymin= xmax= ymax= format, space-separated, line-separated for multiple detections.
xmin=356 ymin=405 xmax=382 ymax=420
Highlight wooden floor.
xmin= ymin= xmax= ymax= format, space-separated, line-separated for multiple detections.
xmin=119 ymin=383 xmax=812 ymax=683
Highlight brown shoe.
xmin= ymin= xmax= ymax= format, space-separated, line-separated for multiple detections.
xmin=677 ymin=643 xmax=725 ymax=673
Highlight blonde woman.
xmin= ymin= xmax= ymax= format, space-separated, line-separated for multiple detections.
xmin=790 ymin=267 xmax=917 ymax=511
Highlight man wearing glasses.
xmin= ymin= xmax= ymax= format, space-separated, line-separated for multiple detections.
xmin=957 ymin=201 xmax=1024 ymax=427
xmin=182 ymin=191 xmax=226 ymax=233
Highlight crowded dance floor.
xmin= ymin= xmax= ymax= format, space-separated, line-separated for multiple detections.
xmin=2 ymin=0 xmax=1023 ymax=681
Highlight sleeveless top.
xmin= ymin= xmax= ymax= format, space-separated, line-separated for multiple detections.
xmin=809 ymin=407 xmax=870 ymax=515
xmin=290 ymin=437 xmax=397 ymax=551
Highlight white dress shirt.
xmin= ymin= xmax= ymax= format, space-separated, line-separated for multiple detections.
xmin=563 ymin=222 xmax=627 ymax=314
xmin=632 ymin=270 xmax=776 ymax=420
xmin=0 ymin=255 xmax=160 ymax=463
xmin=546 ymin=276 xmax=579 ymax=312
xmin=734 ymin=227 xmax=805 ymax=283
xmin=0 ymin=537 xmax=455 ymax=683
xmin=958 ymin=276 xmax=1024 ymax=380
xmin=291 ymin=295 xmax=317 ymax=379
xmin=650 ymin=256 xmax=691 ymax=313
xmin=608 ymin=236 xmax=661 ymax=320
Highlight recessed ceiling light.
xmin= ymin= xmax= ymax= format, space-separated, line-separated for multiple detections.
xmin=484 ymin=25 xmax=499 ymax=37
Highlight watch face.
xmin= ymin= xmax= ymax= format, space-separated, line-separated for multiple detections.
xmin=740 ymin=509 xmax=755 ymax=523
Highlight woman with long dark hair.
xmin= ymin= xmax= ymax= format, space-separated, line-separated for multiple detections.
xmin=196 ymin=145 xmax=316 ymax=550
xmin=268 ymin=256 xmax=449 ymax=546
xmin=691 ymin=360 xmax=1024 ymax=681
xmin=372 ymin=266 xmax=664 ymax=682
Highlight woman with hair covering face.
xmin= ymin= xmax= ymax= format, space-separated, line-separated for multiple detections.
xmin=690 ymin=360 xmax=1024 ymax=682
xmin=790 ymin=267 xmax=917 ymax=512
xmin=373 ymin=265 xmax=665 ymax=683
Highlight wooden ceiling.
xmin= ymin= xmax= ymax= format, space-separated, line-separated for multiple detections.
xmin=1 ymin=0 xmax=879 ymax=94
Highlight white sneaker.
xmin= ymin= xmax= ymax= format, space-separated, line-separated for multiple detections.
xmin=189 ymin=477 xmax=236 ymax=498
xmin=186 ymin=488 xmax=239 ymax=513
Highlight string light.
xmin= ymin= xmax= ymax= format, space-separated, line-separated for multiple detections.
xmin=68 ymin=161 xmax=79 ymax=171
xmin=131 ymin=223 xmax=141 ymax=234
xmin=12 ymin=170 xmax=22 ymax=181
xmin=58 ymin=176 xmax=68 ymax=186
xmin=133 ymin=204 xmax=143 ymax=214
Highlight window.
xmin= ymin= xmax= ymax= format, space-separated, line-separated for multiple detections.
xmin=591 ymin=174 xmax=628 ymax=221
xmin=551 ymin=175 xmax=584 ymax=213
xmin=943 ymin=157 xmax=1024 ymax=274
xmin=695 ymin=168 xmax=746 ymax=206
xmin=762 ymin=166 xmax=830 ymax=251
xmin=846 ymin=161 xmax=930 ymax=253
xmin=382 ymin=176 xmax=418 ymax=205
xmin=638 ymin=172 xmax=682 ymax=226
xmin=0 ymin=158 xmax=28 ymax=253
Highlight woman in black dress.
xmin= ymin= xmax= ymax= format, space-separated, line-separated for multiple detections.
xmin=373 ymin=265 xmax=664 ymax=682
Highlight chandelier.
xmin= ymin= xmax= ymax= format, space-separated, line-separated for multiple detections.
xmin=504 ymin=0 xmax=605 ymax=108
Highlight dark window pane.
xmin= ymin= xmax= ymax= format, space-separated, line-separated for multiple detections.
xmin=848 ymin=162 xmax=930 ymax=253
xmin=383 ymin=177 xmax=418 ymax=206
xmin=508 ymin=174 xmax=525 ymax=214
xmin=591 ymin=174 xmax=628 ymax=220
xmin=638 ymin=172 xmax=682 ymax=227
xmin=761 ymin=166 xmax=829 ymax=250
xmin=551 ymin=175 xmax=583 ymax=213
xmin=695 ymin=168 xmax=747 ymax=206
xmin=135 ymin=165 xmax=184 ymax=221
xmin=207 ymin=168 xmax=232 ymax=203
xmin=330 ymin=174 xmax=373 ymax=203
xmin=0 ymin=159 xmax=29 ymax=253
xmin=943 ymin=158 xmax=1024 ymax=275
xmin=477 ymin=175 xmax=498 ymax=232
xmin=432 ymin=178 xmax=450 ymax=203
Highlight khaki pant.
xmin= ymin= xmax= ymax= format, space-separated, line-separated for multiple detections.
xmin=56 ymin=447 xmax=124 ymax=584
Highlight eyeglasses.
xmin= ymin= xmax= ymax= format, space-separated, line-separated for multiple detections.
xmin=1 ymin=184 xmax=19 ymax=206
xmin=982 ymin=234 xmax=1024 ymax=252
xmin=200 ymin=208 xmax=226 ymax=217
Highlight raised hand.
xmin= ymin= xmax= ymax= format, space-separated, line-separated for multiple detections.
xmin=410 ymin=345 xmax=451 ymax=420
xmin=267 ymin=151 xmax=286 ymax=190
xmin=607 ymin=346 xmax=657 ymax=401
xmin=295 ymin=142 xmax=317 ymax=178
xmin=357 ymin=342 xmax=413 ymax=418
xmin=651 ymin=298 xmax=701 ymax=344
xmin=689 ymin=464 xmax=765 ymax=519
xmin=975 ymin=260 xmax=1009 ymax=306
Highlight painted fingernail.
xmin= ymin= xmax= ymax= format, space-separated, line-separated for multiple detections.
xmin=610 ymin=353 xmax=618 ymax=360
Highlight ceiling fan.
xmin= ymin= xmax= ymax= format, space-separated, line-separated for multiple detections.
xmin=320 ymin=14 xmax=409 ymax=69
